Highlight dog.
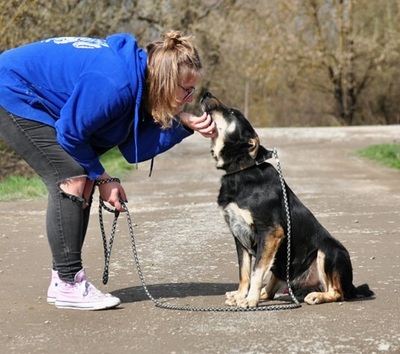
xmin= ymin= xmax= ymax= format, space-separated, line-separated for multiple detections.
xmin=200 ymin=92 xmax=374 ymax=308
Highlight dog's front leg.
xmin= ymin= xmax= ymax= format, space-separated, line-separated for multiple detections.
xmin=226 ymin=240 xmax=252 ymax=306
xmin=238 ymin=226 xmax=285 ymax=308
xmin=260 ymin=272 xmax=284 ymax=301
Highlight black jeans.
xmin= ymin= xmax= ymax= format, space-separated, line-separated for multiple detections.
xmin=0 ymin=106 xmax=93 ymax=282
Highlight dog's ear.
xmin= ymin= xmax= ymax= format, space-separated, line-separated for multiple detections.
xmin=248 ymin=136 xmax=260 ymax=158
xmin=257 ymin=145 xmax=274 ymax=160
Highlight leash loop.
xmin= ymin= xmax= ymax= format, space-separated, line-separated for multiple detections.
xmin=99 ymin=148 xmax=301 ymax=311
xmin=99 ymin=198 xmax=120 ymax=285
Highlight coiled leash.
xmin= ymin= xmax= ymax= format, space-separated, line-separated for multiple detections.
xmin=99 ymin=147 xmax=301 ymax=311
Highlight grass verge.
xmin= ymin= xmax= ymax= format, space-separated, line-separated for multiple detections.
xmin=0 ymin=148 xmax=135 ymax=201
xmin=356 ymin=143 xmax=400 ymax=170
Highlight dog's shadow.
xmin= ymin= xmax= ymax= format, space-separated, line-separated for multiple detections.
xmin=111 ymin=282 xmax=238 ymax=304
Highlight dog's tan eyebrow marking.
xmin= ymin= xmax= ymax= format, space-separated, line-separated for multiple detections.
xmin=227 ymin=121 xmax=236 ymax=134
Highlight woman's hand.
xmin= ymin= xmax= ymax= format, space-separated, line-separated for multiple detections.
xmin=179 ymin=112 xmax=218 ymax=138
xmin=96 ymin=173 xmax=127 ymax=212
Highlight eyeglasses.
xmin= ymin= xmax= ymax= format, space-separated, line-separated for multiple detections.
xmin=179 ymin=85 xmax=196 ymax=100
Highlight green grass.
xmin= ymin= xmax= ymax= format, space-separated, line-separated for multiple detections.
xmin=356 ymin=143 xmax=400 ymax=170
xmin=100 ymin=147 xmax=136 ymax=176
xmin=0 ymin=176 xmax=48 ymax=200
xmin=0 ymin=147 xmax=135 ymax=201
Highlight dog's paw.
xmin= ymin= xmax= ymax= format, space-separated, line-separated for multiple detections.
xmin=237 ymin=298 xmax=259 ymax=308
xmin=259 ymin=288 xmax=270 ymax=300
xmin=225 ymin=297 xmax=237 ymax=306
xmin=225 ymin=290 xmax=238 ymax=299
xmin=304 ymin=292 xmax=322 ymax=305
xmin=237 ymin=299 xmax=249 ymax=308
xmin=247 ymin=298 xmax=259 ymax=308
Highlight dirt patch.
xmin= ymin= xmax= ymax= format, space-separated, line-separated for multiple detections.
xmin=0 ymin=126 xmax=399 ymax=354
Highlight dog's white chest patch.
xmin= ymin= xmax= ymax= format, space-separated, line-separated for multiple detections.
xmin=223 ymin=202 xmax=255 ymax=255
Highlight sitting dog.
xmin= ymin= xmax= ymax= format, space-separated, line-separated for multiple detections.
xmin=200 ymin=92 xmax=374 ymax=308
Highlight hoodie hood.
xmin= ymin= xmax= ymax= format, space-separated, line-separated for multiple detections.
xmin=106 ymin=34 xmax=147 ymax=164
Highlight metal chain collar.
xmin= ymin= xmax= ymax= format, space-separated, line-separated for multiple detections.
xmin=99 ymin=147 xmax=301 ymax=312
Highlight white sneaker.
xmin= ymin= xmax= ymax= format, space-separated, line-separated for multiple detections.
xmin=55 ymin=269 xmax=121 ymax=311
xmin=47 ymin=269 xmax=59 ymax=305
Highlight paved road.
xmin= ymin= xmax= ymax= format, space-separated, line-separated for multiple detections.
xmin=0 ymin=126 xmax=399 ymax=354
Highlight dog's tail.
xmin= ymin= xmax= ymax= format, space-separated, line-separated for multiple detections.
xmin=349 ymin=283 xmax=374 ymax=299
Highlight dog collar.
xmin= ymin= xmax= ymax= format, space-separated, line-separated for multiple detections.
xmin=224 ymin=154 xmax=271 ymax=176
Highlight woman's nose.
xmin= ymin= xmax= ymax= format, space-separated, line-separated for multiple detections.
xmin=185 ymin=95 xmax=194 ymax=103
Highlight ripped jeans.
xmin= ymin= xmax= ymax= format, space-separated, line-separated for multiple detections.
xmin=0 ymin=106 xmax=93 ymax=282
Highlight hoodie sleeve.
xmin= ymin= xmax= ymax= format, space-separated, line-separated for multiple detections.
xmin=55 ymin=72 xmax=129 ymax=179
xmin=118 ymin=116 xmax=193 ymax=163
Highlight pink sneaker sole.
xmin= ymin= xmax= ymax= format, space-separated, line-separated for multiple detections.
xmin=55 ymin=295 xmax=121 ymax=310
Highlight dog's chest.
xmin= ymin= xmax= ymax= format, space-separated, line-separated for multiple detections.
xmin=221 ymin=202 xmax=255 ymax=255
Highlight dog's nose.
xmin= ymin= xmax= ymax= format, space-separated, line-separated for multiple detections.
xmin=202 ymin=92 xmax=213 ymax=100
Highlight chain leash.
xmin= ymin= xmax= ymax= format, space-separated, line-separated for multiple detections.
xmin=272 ymin=147 xmax=300 ymax=307
xmin=99 ymin=147 xmax=301 ymax=311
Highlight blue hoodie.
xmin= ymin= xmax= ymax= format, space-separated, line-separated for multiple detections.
xmin=0 ymin=34 xmax=193 ymax=179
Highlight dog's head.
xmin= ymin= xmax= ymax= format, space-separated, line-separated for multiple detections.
xmin=201 ymin=92 xmax=271 ymax=173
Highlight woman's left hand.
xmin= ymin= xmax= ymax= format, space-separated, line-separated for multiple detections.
xmin=180 ymin=112 xmax=218 ymax=138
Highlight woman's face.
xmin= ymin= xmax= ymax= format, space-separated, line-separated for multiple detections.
xmin=178 ymin=76 xmax=199 ymax=107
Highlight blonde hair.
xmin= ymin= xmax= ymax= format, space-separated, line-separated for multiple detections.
xmin=144 ymin=30 xmax=203 ymax=129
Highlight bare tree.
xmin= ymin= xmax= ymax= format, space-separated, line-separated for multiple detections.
xmin=1 ymin=0 xmax=400 ymax=126
xmin=258 ymin=0 xmax=400 ymax=126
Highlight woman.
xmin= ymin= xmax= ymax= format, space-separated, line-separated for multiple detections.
xmin=0 ymin=31 xmax=217 ymax=311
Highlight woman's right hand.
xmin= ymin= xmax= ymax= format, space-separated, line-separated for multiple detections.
xmin=179 ymin=112 xmax=218 ymax=138
xmin=96 ymin=173 xmax=128 ymax=212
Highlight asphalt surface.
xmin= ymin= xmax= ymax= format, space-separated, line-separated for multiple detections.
xmin=0 ymin=125 xmax=399 ymax=354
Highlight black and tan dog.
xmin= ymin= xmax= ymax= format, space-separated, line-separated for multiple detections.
xmin=201 ymin=92 xmax=374 ymax=308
